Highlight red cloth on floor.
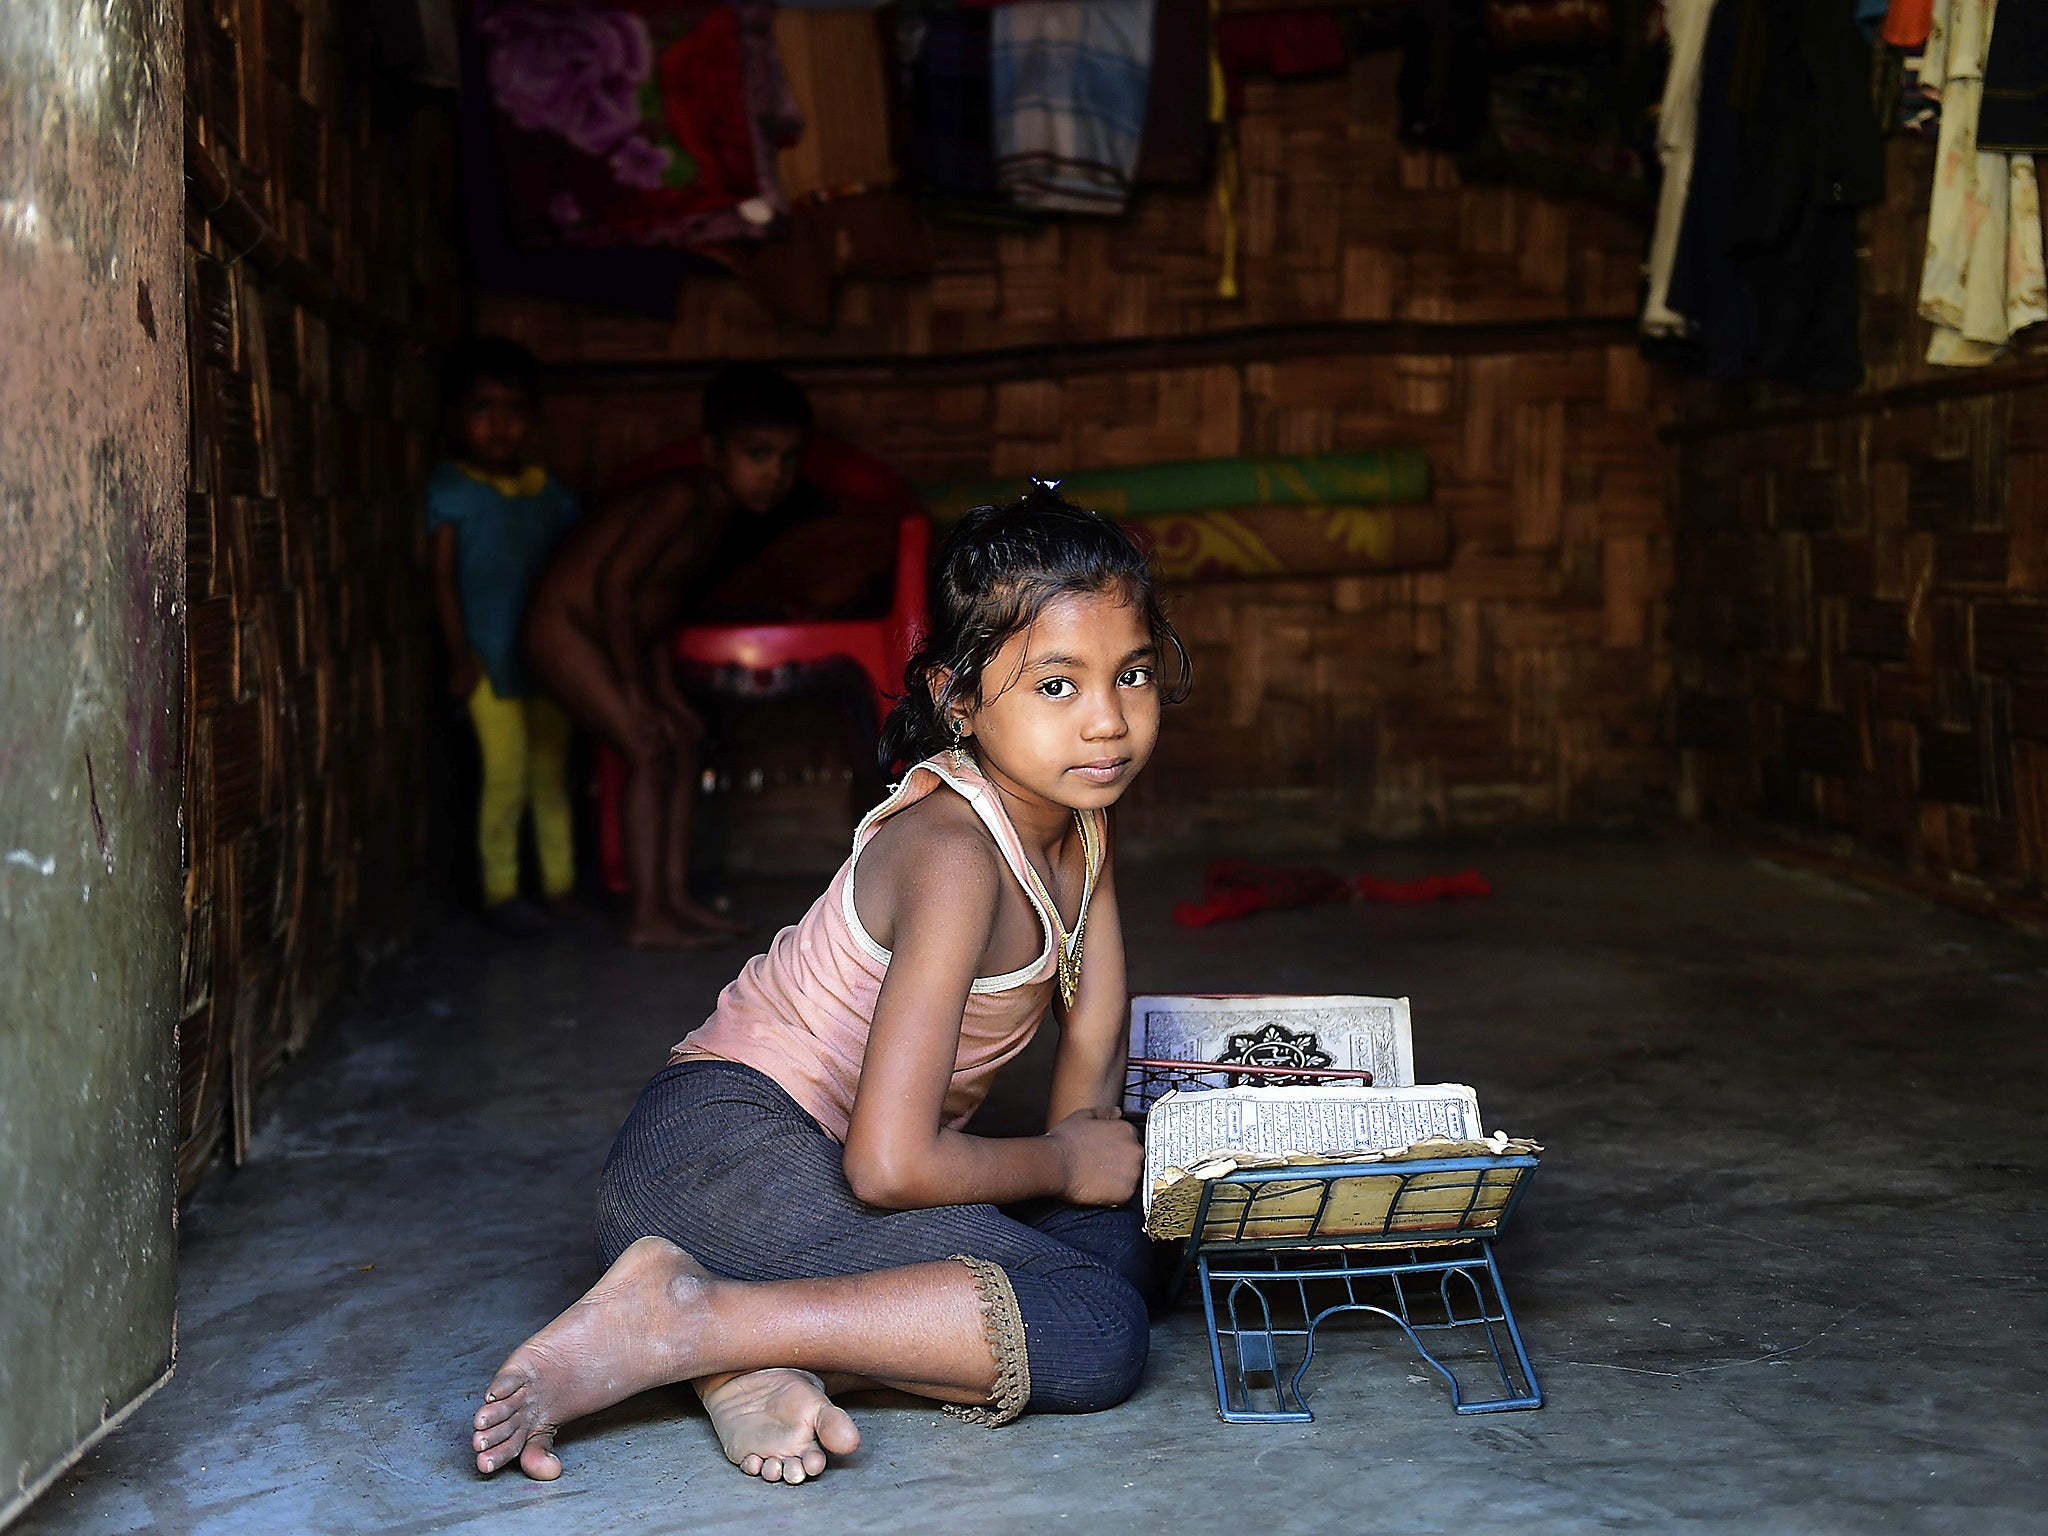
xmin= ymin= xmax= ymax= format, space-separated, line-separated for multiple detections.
xmin=1350 ymin=870 xmax=1493 ymax=904
xmin=1173 ymin=860 xmax=1492 ymax=928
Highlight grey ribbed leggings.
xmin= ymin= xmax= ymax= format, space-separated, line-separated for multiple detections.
xmin=594 ymin=1058 xmax=1151 ymax=1417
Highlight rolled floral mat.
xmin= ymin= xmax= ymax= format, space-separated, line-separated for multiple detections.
xmin=917 ymin=450 xmax=1433 ymax=522
xmin=1126 ymin=503 xmax=1448 ymax=581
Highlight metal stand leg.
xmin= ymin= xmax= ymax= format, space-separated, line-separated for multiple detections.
xmin=1197 ymin=1240 xmax=1542 ymax=1423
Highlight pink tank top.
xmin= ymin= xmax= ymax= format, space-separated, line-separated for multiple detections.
xmin=672 ymin=755 xmax=1107 ymax=1143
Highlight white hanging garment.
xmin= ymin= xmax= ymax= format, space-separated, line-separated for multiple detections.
xmin=1918 ymin=0 xmax=2048 ymax=365
xmin=1641 ymin=0 xmax=1719 ymax=337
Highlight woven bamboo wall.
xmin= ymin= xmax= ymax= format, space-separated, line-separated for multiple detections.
xmin=1671 ymin=136 xmax=2048 ymax=912
xmin=485 ymin=55 xmax=1674 ymax=846
xmin=181 ymin=1 xmax=459 ymax=1191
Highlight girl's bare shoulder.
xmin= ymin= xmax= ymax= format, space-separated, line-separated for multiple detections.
xmin=864 ymin=789 xmax=1003 ymax=885
xmin=856 ymin=789 xmax=1005 ymax=938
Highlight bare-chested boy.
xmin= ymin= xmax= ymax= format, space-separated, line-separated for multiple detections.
xmin=525 ymin=364 xmax=815 ymax=947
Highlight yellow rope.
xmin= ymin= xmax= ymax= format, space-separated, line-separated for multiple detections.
xmin=1209 ymin=0 xmax=1240 ymax=300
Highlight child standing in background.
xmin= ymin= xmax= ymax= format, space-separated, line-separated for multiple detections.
xmin=427 ymin=338 xmax=582 ymax=936
xmin=525 ymin=363 xmax=818 ymax=949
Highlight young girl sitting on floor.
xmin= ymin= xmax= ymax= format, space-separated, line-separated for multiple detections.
xmin=471 ymin=485 xmax=1190 ymax=1484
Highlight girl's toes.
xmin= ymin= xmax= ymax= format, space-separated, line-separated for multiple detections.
xmin=483 ymin=1374 xmax=528 ymax=1409
xmin=475 ymin=1393 xmax=521 ymax=1431
xmin=519 ymin=1434 xmax=563 ymax=1481
xmin=819 ymin=1404 xmax=860 ymax=1455
xmin=800 ymin=1445 xmax=828 ymax=1478
xmin=741 ymin=1453 xmax=764 ymax=1476
xmin=475 ymin=1419 xmax=520 ymax=1453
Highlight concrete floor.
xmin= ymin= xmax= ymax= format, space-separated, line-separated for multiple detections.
xmin=17 ymin=837 xmax=2048 ymax=1535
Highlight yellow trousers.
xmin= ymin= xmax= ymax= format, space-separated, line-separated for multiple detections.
xmin=467 ymin=678 xmax=575 ymax=907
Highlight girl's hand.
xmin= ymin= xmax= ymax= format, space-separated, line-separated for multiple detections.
xmin=1047 ymin=1106 xmax=1142 ymax=1206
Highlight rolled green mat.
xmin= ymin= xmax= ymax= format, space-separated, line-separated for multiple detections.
xmin=918 ymin=451 xmax=1432 ymax=522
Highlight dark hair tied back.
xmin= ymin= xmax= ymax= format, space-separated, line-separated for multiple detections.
xmin=880 ymin=484 xmax=1191 ymax=771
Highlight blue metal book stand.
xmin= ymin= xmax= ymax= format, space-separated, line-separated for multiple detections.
xmin=1171 ymin=1155 xmax=1543 ymax=1423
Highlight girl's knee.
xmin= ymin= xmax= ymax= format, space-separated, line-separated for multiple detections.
xmin=1078 ymin=1307 xmax=1149 ymax=1411
xmin=1023 ymin=1266 xmax=1150 ymax=1413
xmin=1095 ymin=1275 xmax=1151 ymax=1402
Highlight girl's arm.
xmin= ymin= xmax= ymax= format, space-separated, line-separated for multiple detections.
xmin=429 ymin=525 xmax=480 ymax=699
xmin=842 ymin=824 xmax=1138 ymax=1211
xmin=1044 ymin=833 xmax=1130 ymax=1128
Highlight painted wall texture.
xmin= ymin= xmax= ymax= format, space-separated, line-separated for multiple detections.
xmin=0 ymin=1 xmax=186 ymax=1523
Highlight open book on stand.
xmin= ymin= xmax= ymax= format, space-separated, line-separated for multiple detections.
xmin=1124 ymin=993 xmax=1416 ymax=1111
xmin=1126 ymin=995 xmax=1540 ymax=1238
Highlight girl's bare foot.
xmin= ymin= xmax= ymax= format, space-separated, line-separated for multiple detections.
xmin=620 ymin=913 xmax=723 ymax=950
xmin=472 ymin=1236 xmax=713 ymax=1479
xmin=696 ymin=1369 xmax=861 ymax=1484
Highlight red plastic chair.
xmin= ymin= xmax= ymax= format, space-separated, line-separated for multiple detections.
xmin=593 ymin=437 xmax=930 ymax=895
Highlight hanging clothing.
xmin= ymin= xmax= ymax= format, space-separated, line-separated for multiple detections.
xmin=903 ymin=8 xmax=1002 ymax=199
xmin=1664 ymin=0 xmax=1758 ymax=377
xmin=456 ymin=13 xmax=699 ymax=316
xmin=1732 ymin=0 xmax=1885 ymax=389
xmin=1918 ymin=0 xmax=2048 ymax=366
xmin=1213 ymin=8 xmax=1350 ymax=116
xmin=1980 ymin=2 xmax=2048 ymax=153
xmin=1399 ymin=0 xmax=1491 ymax=151
xmin=991 ymin=0 xmax=1159 ymax=214
xmin=1666 ymin=0 xmax=1882 ymax=388
xmin=1133 ymin=0 xmax=1212 ymax=186
xmin=478 ymin=0 xmax=801 ymax=252
xmin=732 ymin=4 xmax=916 ymax=324
xmin=1883 ymin=0 xmax=1935 ymax=49
xmin=1641 ymin=0 xmax=1717 ymax=335
xmin=772 ymin=6 xmax=896 ymax=199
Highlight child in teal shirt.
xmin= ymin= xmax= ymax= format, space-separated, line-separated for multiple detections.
xmin=427 ymin=338 xmax=581 ymax=933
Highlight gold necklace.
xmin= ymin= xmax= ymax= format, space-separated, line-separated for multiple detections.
xmin=1019 ymin=811 xmax=1101 ymax=1009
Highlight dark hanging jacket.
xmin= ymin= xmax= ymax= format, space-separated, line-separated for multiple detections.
xmin=1730 ymin=0 xmax=1885 ymax=389
xmin=1667 ymin=0 xmax=1884 ymax=389
xmin=1980 ymin=2 xmax=2048 ymax=154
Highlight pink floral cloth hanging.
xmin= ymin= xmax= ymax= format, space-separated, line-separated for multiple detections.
xmin=478 ymin=0 xmax=801 ymax=252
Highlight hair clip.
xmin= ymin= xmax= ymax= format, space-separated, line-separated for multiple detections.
xmin=1029 ymin=476 xmax=1063 ymax=491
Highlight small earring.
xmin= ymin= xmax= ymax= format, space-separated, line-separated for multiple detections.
xmin=949 ymin=718 xmax=974 ymax=774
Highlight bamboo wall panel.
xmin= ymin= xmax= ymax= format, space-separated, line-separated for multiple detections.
xmin=181 ymin=0 xmax=458 ymax=1192
xmin=486 ymin=54 xmax=1671 ymax=848
xmin=1672 ymin=136 xmax=2048 ymax=910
